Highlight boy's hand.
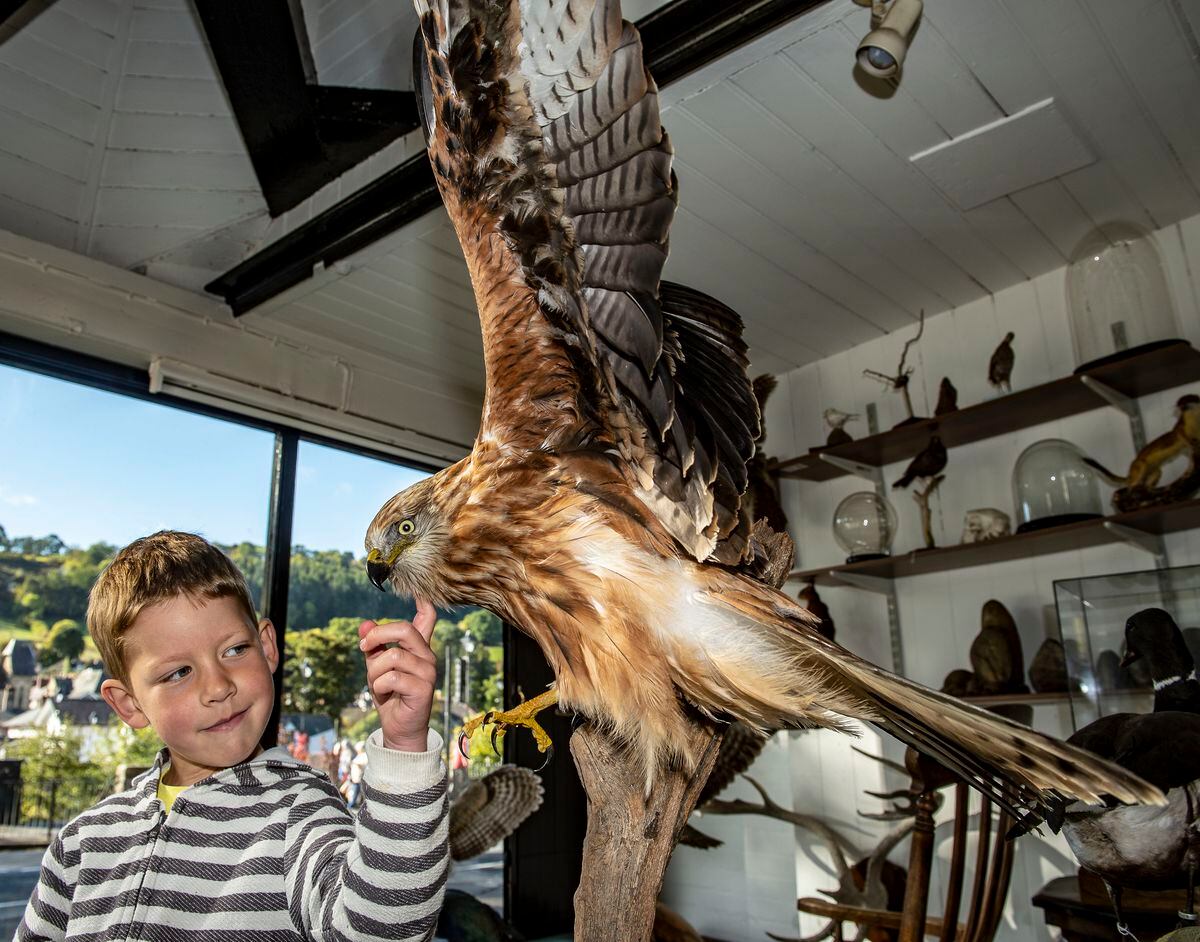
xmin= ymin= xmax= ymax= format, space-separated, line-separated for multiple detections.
xmin=359 ymin=597 xmax=437 ymax=752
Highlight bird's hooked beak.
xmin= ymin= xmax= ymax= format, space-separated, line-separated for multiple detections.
xmin=1119 ymin=645 xmax=1141 ymax=669
xmin=365 ymin=548 xmax=391 ymax=593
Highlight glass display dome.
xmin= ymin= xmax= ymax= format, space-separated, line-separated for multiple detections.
xmin=1066 ymin=224 xmax=1179 ymax=371
xmin=1012 ymin=439 xmax=1104 ymax=533
xmin=833 ymin=491 xmax=897 ymax=562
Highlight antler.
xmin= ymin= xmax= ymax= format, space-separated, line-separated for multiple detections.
xmin=700 ymin=774 xmax=917 ymax=942
xmin=896 ymin=308 xmax=925 ymax=377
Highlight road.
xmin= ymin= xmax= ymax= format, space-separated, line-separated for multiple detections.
xmin=0 ymin=849 xmax=44 ymax=939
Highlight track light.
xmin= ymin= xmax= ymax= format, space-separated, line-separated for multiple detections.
xmin=856 ymin=0 xmax=923 ymax=79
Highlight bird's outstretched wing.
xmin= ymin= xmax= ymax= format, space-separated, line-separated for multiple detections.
xmin=413 ymin=0 xmax=759 ymax=564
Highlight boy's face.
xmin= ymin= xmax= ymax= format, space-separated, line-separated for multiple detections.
xmin=100 ymin=594 xmax=279 ymax=787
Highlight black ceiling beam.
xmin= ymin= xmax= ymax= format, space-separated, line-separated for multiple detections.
xmin=193 ymin=0 xmax=419 ymax=217
xmin=207 ymin=0 xmax=829 ymax=316
xmin=1 ymin=0 xmax=52 ymax=30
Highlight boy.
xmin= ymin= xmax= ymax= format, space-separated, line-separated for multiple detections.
xmin=17 ymin=531 xmax=448 ymax=942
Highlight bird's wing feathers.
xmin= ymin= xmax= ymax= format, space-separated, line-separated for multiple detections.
xmin=413 ymin=0 xmax=760 ymax=563
xmin=448 ymin=765 xmax=545 ymax=861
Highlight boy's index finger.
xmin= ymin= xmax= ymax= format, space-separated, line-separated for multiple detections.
xmin=359 ymin=621 xmax=434 ymax=657
xmin=412 ymin=596 xmax=436 ymax=643
xmin=358 ymin=619 xmax=377 ymax=640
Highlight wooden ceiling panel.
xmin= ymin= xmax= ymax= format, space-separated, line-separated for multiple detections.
xmin=676 ymin=83 xmax=970 ymax=310
xmin=2 ymin=0 xmax=1200 ymax=390
xmin=1000 ymin=0 xmax=1200 ymax=228
xmin=1086 ymin=0 xmax=1200 ymax=197
xmin=672 ymin=153 xmax=914 ymax=333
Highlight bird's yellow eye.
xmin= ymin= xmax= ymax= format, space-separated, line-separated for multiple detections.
xmin=398 ymin=519 xmax=416 ymax=536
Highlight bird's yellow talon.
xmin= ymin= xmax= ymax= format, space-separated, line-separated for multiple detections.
xmin=459 ymin=689 xmax=558 ymax=761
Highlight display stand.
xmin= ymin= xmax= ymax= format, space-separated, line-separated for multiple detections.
xmin=570 ymin=720 xmax=722 ymax=942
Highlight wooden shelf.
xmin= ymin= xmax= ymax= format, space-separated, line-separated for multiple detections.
xmin=788 ymin=498 xmax=1200 ymax=586
xmin=776 ymin=341 xmax=1200 ymax=482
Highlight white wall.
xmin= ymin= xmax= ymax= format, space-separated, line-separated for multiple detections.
xmin=662 ymin=212 xmax=1200 ymax=940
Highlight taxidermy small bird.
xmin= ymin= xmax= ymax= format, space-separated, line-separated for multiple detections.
xmin=1085 ymin=394 xmax=1200 ymax=489
xmin=823 ymin=407 xmax=859 ymax=447
xmin=934 ymin=376 xmax=958 ymax=416
xmin=893 ymin=434 xmax=947 ymax=489
xmin=366 ymin=0 xmax=1162 ymax=826
xmin=988 ymin=331 xmax=1015 ymax=393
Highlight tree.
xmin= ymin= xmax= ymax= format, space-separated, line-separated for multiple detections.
xmin=5 ymin=724 xmax=112 ymax=821
xmin=282 ymin=619 xmax=367 ymax=724
xmin=40 ymin=619 xmax=85 ymax=666
xmin=460 ymin=608 xmax=503 ymax=646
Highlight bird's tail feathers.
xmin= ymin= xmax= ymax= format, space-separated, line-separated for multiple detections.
xmin=822 ymin=646 xmax=1165 ymax=829
xmin=693 ymin=593 xmax=1167 ymax=830
xmin=1082 ymin=456 xmax=1128 ymax=486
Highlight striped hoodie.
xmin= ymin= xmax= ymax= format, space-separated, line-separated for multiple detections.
xmin=16 ymin=729 xmax=449 ymax=942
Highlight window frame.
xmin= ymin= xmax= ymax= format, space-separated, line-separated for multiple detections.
xmin=0 ymin=328 xmax=442 ymax=743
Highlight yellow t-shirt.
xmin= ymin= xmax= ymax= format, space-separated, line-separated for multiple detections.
xmin=157 ymin=771 xmax=189 ymax=814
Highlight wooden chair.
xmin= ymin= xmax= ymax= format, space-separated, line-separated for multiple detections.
xmin=797 ymin=748 xmax=1016 ymax=942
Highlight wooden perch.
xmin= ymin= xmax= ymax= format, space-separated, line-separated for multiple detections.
xmin=571 ymin=718 xmax=722 ymax=942
xmin=864 ymin=310 xmax=925 ymax=425
xmin=913 ymin=474 xmax=945 ymax=549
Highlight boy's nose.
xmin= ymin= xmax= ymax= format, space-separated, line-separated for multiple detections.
xmin=203 ymin=669 xmax=236 ymax=702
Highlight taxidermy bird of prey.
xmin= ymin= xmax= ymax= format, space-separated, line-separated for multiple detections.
xmin=893 ymin=434 xmax=947 ymax=489
xmin=366 ymin=0 xmax=1162 ymax=824
xmin=988 ymin=331 xmax=1015 ymax=393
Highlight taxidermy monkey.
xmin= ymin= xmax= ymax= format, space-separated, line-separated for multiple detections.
xmin=1084 ymin=395 xmax=1200 ymax=488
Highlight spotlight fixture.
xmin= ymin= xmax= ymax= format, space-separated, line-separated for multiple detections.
xmin=856 ymin=0 xmax=923 ymax=79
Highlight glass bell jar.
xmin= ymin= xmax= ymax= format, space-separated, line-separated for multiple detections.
xmin=833 ymin=491 xmax=897 ymax=562
xmin=1012 ymin=439 xmax=1104 ymax=533
xmin=1066 ymin=223 xmax=1180 ymax=372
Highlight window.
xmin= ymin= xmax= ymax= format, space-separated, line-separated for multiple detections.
xmin=0 ymin=353 xmax=507 ymax=911
xmin=0 ymin=361 xmax=273 ymax=828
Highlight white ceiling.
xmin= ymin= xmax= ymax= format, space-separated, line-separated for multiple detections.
xmin=1 ymin=0 xmax=1199 ymax=387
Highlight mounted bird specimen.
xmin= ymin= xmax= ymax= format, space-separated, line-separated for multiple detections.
xmin=1063 ymin=608 xmax=1200 ymax=928
xmin=933 ymin=376 xmax=957 ymax=416
xmin=365 ymin=0 xmax=1163 ymax=828
xmin=988 ymin=331 xmax=1015 ymax=393
xmin=892 ymin=434 xmax=946 ymax=490
xmin=823 ymin=407 xmax=860 ymax=447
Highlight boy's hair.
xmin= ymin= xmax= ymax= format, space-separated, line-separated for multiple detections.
xmin=87 ymin=531 xmax=258 ymax=685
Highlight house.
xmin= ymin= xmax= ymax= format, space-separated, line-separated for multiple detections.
xmin=1 ymin=640 xmax=36 ymax=715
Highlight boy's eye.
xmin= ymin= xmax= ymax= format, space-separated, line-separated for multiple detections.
xmin=224 ymin=643 xmax=250 ymax=657
xmin=163 ymin=666 xmax=190 ymax=683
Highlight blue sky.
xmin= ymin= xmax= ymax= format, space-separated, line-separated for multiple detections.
xmin=0 ymin=364 xmax=429 ymax=555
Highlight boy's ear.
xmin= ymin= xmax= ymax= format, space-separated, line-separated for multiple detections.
xmin=258 ymin=618 xmax=279 ymax=673
xmin=101 ymin=679 xmax=150 ymax=730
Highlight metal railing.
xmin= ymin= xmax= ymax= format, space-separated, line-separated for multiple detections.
xmin=0 ymin=776 xmax=111 ymax=845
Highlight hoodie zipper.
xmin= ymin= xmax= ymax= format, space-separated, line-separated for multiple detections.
xmin=126 ymin=802 xmax=165 ymax=940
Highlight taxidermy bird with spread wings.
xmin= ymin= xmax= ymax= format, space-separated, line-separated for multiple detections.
xmin=366 ymin=0 xmax=1162 ymax=826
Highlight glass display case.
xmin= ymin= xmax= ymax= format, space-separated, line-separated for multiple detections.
xmin=1012 ymin=438 xmax=1104 ymax=533
xmin=832 ymin=491 xmax=897 ymax=563
xmin=1053 ymin=563 xmax=1200 ymax=731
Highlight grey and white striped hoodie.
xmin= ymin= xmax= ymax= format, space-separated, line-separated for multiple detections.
xmin=16 ymin=729 xmax=449 ymax=942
